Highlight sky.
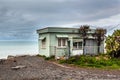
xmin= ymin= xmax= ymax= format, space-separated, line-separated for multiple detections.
xmin=0 ymin=0 xmax=120 ymax=41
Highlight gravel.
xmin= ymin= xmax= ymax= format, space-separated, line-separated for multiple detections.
xmin=0 ymin=56 xmax=120 ymax=80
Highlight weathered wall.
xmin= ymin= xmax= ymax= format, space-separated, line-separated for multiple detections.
xmin=38 ymin=33 xmax=50 ymax=57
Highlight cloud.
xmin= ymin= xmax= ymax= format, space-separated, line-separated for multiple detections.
xmin=0 ymin=0 xmax=120 ymax=40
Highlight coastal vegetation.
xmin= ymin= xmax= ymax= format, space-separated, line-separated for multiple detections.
xmin=106 ymin=29 xmax=120 ymax=58
xmin=38 ymin=54 xmax=120 ymax=69
xmin=59 ymin=55 xmax=120 ymax=69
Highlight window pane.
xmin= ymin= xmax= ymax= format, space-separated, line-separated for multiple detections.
xmin=73 ymin=42 xmax=82 ymax=49
xmin=78 ymin=42 xmax=82 ymax=49
xmin=73 ymin=42 xmax=77 ymax=49
xmin=62 ymin=39 xmax=66 ymax=46
xmin=58 ymin=38 xmax=61 ymax=46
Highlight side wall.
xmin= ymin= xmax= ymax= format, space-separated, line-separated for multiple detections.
xmin=85 ymin=39 xmax=105 ymax=55
xmin=38 ymin=33 xmax=50 ymax=57
xmin=100 ymin=41 xmax=104 ymax=53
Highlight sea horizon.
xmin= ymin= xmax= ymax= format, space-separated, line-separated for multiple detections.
xmin=0 ymin=41 xmax=38 ymax=59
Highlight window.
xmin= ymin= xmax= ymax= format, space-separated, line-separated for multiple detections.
xmin=62 ymin=39 xmax=66 ymax=46
xmin=58 ymin=38 xmax=61 ymax=46
xmin=78 ymin=42 xmax=82 ymax=49
xmin=73 ymin=42 xmax=77 ymax=49
xmin=58 ymin=38 xmax=67 ymax=47
xmin=42 ymin=38 xmax=46 ymax=48
xmin=73 ymin=42 xmax=82 ymax=49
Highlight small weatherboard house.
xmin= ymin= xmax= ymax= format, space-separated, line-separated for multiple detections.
xmin=37 ymin=26 xmax=106 ymax=58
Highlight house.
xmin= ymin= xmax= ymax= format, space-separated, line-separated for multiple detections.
xmin=37 ymin=27 xmax=105 ymax=58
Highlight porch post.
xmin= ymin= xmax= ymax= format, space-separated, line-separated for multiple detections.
xmin=70 ymin=37 xmax=73 ymax=56
xmin=67 ymin=41 xmax=70 ymax=58
xmin=67 ymin=37 xmax=73 ymax=57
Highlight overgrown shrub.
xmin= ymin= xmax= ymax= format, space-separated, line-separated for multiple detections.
xmin=36 ymin=54 xmax=46 ymax=58
xmin=37 ymin=54 xmax=55 ymax=60
xmin=44 ymin=55 xmax=55 ymax=60
xmin=105 ymin=30 xmax=120 ymax=58
xmin=59 ymin=55 xmax=120 ymax=69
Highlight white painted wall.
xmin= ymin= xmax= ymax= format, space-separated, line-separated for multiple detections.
xmin=72 ymin=50 xmax=83 ymax=55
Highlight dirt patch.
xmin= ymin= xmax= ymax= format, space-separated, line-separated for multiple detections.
xmin=0 ymin=56 xmax=120 ymax=80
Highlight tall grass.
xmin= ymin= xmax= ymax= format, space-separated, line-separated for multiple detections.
xmin=59 ymin=55 xmax=120 ymax=69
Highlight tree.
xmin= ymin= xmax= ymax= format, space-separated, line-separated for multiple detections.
xmin=105 ymin=29 xmax=120 ymax=58
xmin=80 ymin=25 xmax=90 ymax=55
xmin=95 ymin=28 xmax=106 ymax=54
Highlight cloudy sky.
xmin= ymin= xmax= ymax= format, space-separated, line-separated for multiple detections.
xmin=0 ymin=0 xmax=120 ymax=41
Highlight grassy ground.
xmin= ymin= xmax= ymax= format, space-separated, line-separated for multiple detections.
xmin=59 ymin=55 xmax=120 ymax=69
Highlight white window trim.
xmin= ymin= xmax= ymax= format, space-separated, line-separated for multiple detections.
xmin=57 ymin=38 xmax=67 ymax=48
xmin=73 ymin=41 xmax=83 ymax=50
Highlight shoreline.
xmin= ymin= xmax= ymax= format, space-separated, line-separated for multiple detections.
xmin=0 ymin=54 xmax=38 ymax=59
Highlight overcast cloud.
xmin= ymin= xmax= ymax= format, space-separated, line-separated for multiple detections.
xmin=0 ymin=0 xmax=120 ymax=41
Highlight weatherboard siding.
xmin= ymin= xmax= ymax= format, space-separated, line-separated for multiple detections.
xmin=39 ymin=33 xmax=50 ymax=57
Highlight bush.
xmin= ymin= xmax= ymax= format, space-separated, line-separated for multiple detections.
xmin=36 ymin=54 xmax=46 ymax=58
xmin=59 ymin=55 xmax=120 ymax=69
xmin=37 ymin=54 xmax=55 ymax=60
xmin=44 ymin=55 xmax=55 ymax=60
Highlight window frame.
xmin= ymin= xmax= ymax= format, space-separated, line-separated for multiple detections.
xmin=73 ymin=41 xmax=83 ymax=50
xmin=58 ymin=38 xmax=67 ymax=48
xmin=41 ymin=38 xmax=46 ymax=49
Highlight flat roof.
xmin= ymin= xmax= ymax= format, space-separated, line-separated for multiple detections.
xmin=37 ymin=27 xmax=96 ymax=34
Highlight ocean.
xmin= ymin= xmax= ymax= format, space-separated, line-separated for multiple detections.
xmin=0 ymin=41 xmax=38 ymax=59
